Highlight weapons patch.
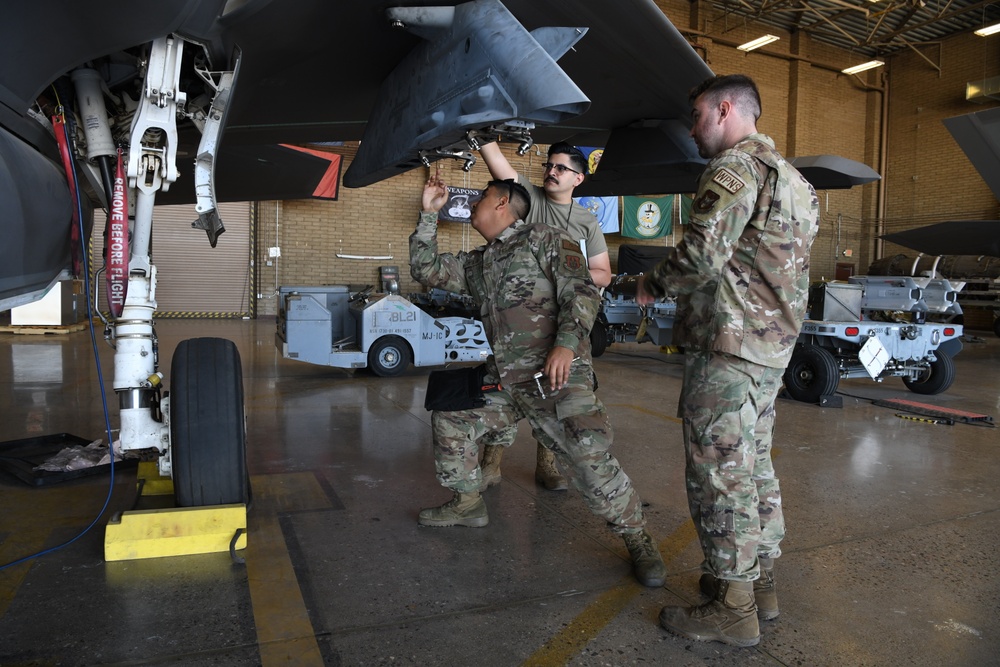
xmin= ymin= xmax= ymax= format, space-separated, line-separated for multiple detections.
xmin=694 ymin=190 xmax=720 ymax=213
xmin=712 ymin=168 xmax=746 ymax=194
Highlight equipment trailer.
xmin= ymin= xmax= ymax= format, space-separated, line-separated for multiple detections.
xmin=783 ymin=276 xmax=965 ymax=403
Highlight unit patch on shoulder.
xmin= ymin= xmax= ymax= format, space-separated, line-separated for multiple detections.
xmin=712 ymin=168 xmax=746 ymax=195
xmin=564 ymin=253 xmax=583 ymax=271
xmin=694 ymin=190 xmax=720 ymax=214
xmin=560 ymin=239 xmax=586 ymax=273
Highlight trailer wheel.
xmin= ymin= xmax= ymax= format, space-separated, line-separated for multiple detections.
xmin=590 ymin=318 xmax=609 ymax=358
xmin=993 ymin=316 xmax=1000 ymax=339
xmin=368 ymin=335 xmax=411 ymax=377
xmin=170 ymin=337 xmax=248 ymax=507
xmin=903 ymin=352 xmax=955 ymax=395
xmin=783 ymin=344 xmax=839 ymax=403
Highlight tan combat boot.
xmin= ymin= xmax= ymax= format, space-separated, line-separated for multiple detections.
xmin=418 ymin=492 xmax=489 ymax=527
xmin=481 ymin=445 xmax=504 ymax=489
xmin=534 ymin=444 xmax=568 ymax=491
xmin=660 ymin=579 xmax=760 ymax=647
xmin=699 ymin=557 xmax=778 ymax=620
xmin=622 ymin=530 xmax=667 ymax=587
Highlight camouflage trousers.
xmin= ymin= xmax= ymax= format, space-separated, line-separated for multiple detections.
xmin=431 ymin=366 xmax=645 ymax=533
xmin=679 ymin=350 xmax=786 ymax=582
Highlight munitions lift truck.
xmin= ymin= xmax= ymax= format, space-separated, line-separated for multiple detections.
xmin=276 ymin=280 xmax=491 ymax=376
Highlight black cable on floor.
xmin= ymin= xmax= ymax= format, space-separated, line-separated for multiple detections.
xmin=0 ymin=121 xmax=119 ymax=571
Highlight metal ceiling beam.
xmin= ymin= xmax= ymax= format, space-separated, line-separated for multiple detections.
xmin=871 ymin=4 xmax=920 ymax=46
xmin=802 ymin=3 xmax=864 ymax=44
xmin=880 ymin=0 xmax=997 ymax=42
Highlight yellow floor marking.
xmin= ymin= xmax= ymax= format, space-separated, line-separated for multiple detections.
xmin=246 ymin=472 xmax=332 ymax=667
xmin=522 ymin=520 xmax=698 ymax=666
xmin=528 ymin=401 xmax=784 ymax=665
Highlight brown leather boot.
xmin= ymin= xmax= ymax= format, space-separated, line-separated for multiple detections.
xmin=700 ymin=558 xmax=778 ymax=620
xmin=418 ymin=492 xmax=489 ymax=527
xmin=481 ymin=445 xmax=504 ymax=489
xmin=622 ymin=530 xmax=667 ymax=587
xmin=754 ymin=558 xmax=779 ymax=620
xmin=660 ymin=579 xmax=760 ymax=647
xmin=534 ymin=444 xmax=568 ymax=491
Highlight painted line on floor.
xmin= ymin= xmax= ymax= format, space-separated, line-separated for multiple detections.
xmin=521 ymin=520 xmax=698 ymax=666
xmin=246 ymin=472 xmax=333 ymax=667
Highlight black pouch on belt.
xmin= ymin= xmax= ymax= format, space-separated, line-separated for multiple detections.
xmin=424 ymin=364 xmax=498 ymax=411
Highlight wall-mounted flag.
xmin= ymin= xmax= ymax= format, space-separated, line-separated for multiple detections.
xmin=574 ymin=196 xmax=619 ymax=234
xmin=577 ymin=146 xmax=605 ymax=175
xmin=622 ymin=195 xmax=673 ymax=238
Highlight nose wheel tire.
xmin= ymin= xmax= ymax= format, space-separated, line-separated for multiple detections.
xmin=170 ymin=337 xmax=248 ymax=507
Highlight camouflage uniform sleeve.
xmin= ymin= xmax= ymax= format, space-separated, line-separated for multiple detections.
xmin=644 ymin=154 xmax=760 ymax=299
xmin=408 ymin=211 xmax=470 ymax=294
xmin=542 ymin=228 xmax=599 ymax=351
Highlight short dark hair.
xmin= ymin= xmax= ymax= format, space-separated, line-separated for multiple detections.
xmin=547 ymin=142 xmax=587 ymax=174
xmin=487 ymin=178 xmax=531 ymax=220
xmin=689 ymin=74 xmax=762 ymax=121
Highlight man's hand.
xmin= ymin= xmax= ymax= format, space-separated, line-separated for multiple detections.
xmin=421 ymin=168 xmax=449 ymax=214
xmin=543 ymin=346 xmax=576 ymax=392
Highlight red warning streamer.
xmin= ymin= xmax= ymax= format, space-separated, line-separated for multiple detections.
xmin=106 ymin=149 xmax=129 ymax=317
xmin=51 ymin=115 xmax=82 ymax=276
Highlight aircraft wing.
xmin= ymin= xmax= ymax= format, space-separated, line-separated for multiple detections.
xmin=881 ymin=221 xmax=1000 ymax=258
xmin=576 ymin=150 xmax=882 ymax=197
xmin=943 ymin=106 xmax=1000 ymax=203
xmin=2 ymin=0 xmax=713 ymax=310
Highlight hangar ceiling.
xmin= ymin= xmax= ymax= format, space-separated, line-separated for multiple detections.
xmin=707 ymin=0 xmax=1000 ymax=57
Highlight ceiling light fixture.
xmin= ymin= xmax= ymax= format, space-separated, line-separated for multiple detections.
xmin=974 ymin=21 xmax=1000 ymax=37
xmin=842 ymin=60 xmax=885 ymax=75
xmin=736 ymin=34 xmax=780 ymax=52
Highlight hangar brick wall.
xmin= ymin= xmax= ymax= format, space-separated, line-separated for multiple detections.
xmin=258 ymin=4 xmax=998 ymax=332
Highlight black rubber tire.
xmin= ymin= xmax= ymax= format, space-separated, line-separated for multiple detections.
xmin=903 ymin=352 xmax=956 ymax=395
xmin=783 ymin=344 xmax=840 ymax=403
xmin=170 ymin=337 xmax=248 ymax=507
xmin=368 ymin=335 xmax=412 ymax=377
xmin=993 ymin=316 xmax=1000 ymax=339
xmin=590 ymin=318 xmax=609 ymax=358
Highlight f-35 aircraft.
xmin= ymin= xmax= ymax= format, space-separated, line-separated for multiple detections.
xmin=0 ymin=0 xmax=877 ymax=508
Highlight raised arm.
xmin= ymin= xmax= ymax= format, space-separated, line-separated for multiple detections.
xmin=479 ymin=142 xmax=518 ymax=181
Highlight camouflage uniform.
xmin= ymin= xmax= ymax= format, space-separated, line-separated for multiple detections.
xmin=474 ymin=174 xmax=606 ymax=453
xmin=409 ymin=212 xmax=646 ymax=533
xmin=643 ymin=134 xmax=819 ymax=581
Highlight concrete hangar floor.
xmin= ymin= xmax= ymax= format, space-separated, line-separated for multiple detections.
xmin=0 ymin=318 xmax=998 ymax=666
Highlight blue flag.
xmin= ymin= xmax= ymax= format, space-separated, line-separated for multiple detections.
xmin=574 ymin=196 xmax=619 ymax=234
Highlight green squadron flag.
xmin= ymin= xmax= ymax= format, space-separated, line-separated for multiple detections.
xmin=622 ymin=195 xmax=673 ymax=238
